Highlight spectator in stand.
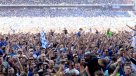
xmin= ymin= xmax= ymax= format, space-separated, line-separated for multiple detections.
xmin=0 ymin=27 xmax=135 ymax=76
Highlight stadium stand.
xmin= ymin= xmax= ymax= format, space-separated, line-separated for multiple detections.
xmin=0 ymin=0 xmax=133 ymax=4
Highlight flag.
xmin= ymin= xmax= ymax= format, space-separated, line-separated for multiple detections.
xmin=106 ymin=31 xmax=113 ymax=37
xmin=40 ymin=30 xmax=49 ymax=49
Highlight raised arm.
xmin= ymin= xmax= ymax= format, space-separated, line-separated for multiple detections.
xmin=110 ymin=65 xmax=120 ymax=76
xmin=126 ymin=25 xmax=135 ymax=30
xmin=130 ymin=58 xmax=136 ymax=65
xmin=85 ymin=66 xmax=91 ymax=76
xmin=16 ymin=57 xmax=24 ymax=72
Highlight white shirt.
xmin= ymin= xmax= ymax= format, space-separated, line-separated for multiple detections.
xmin=64 ymin=68 xmax=80 ymax=75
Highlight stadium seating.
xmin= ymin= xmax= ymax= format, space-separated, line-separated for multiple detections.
xmin=0 ymin=0 xmax=132 ymax=4
xmin=0 ymin=7 xmax=132 ymax=17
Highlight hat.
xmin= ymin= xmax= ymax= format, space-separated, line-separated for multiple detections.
xmin=84 ymin=51 xmax=91 ymax=55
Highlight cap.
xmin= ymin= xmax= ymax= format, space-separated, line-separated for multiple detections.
xmin=84 ymin=51 xmax=91 ymax=55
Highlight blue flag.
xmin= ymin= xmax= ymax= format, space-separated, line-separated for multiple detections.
xmin=40 ymin=30 xmax=49 ymax=49
xmin=77 ymin=31 xmax=81 ymax=37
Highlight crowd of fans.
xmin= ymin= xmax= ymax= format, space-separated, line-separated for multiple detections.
xmin=0 ymin=0 xmax=132 ymax=4
xmin=0 ymin=7 xmax=132 ymax=17
xmin=0 ymin=27 xmax=136 ymax=76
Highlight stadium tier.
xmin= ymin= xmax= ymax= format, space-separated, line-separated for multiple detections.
xmin=0 ymin=0 xmax=133 ymax=4
xmin=0 ymin=6 xmax=134 ymax=17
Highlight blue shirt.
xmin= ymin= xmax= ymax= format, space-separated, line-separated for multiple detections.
xmin=0 ymin=42 xmax=3 ymax=47
xmin=0 ymin=49 xmax=3 ymax=55
xmin=33 ymin=50 xmax=41 ymax=56
xmin=8 ymin=52 xmax=16 ymax=57
xmin=13 ymin=44 xmax=20 ymax=51
xmin=77 ymin=31 xmax=81 ymax=37
xmin=28 ymin=68 xmax=33 ymax=76
xmin=0 ymin=41 xmax=7 ymax=47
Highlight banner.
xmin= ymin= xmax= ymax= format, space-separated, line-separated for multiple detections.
xmin=40 ymin=30 xmax=49 ymax=49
